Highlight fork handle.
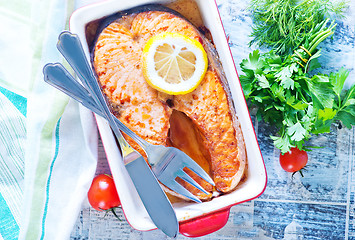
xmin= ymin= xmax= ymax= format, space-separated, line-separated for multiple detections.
xmin=43 ymin=63 xmax=102 ymax=114
xmin=57 ymin=31 xmax=149 ymax=149
xmin=43 ymin=62 xmax=136 ymax=155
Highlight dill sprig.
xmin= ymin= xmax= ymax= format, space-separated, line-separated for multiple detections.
xmin=248 ymin=0 xmax=348 ymax=56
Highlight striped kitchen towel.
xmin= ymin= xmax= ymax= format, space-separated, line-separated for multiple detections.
xmin=0 ymin=89 xmax=26 ymax=240
xmin=0 ymin=0 xmax=99 ymax=239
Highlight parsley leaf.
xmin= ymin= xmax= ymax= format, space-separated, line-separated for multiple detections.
xmin=240 ymin=50 xmax=264 ymax=72
xmin=256 ymin=74 xmax=270 ymax=88
xmin=240 ymin=1 xmax=353 ymax=153
xmin=287 ymin=122 xmax=307 ymax=142
xmin=306 ymin=78 xmax=334 ymax=109
xmin=330 ymin=67 xmax=349 ymax=95
xmin=271 ymin=135 xmax=293 ymax=154
xmin=239 ymin=29 xmax=353 ymax=153
xmin=336 ymin=110 xmax=355 ymax=129
xmin=318 ymin=108 xmax=337 ymax=121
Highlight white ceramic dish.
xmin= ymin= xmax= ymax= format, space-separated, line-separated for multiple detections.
xmin=70 ymin=0 xmax=267 ymax=237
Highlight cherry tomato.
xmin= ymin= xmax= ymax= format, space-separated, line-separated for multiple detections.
xmin=279 ymin=147 xmax=308 ymax=173
xmin=88 ymin=174 xmax=121 ymax=211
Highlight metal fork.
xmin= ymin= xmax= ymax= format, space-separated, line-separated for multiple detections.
xmin=43 ymin=63 xmax=179 ymax=237
xmin=53 ymin=31 xmax=214 ymax=202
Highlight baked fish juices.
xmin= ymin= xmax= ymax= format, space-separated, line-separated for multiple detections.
xmin=92 ymin=4 xmax=246 ymax=201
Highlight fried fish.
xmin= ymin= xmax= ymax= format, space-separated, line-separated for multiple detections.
xmin=92 ymin=5 xmax=246 ymax=201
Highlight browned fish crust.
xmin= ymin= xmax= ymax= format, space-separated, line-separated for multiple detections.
xmin=93 ymin=8 xmax=246 ymax=200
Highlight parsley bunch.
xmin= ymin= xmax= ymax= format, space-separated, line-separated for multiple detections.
xmin=240 ymin=19 xmax=355 ymax=153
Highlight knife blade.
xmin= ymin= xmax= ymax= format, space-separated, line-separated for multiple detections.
xmin=124 ymin=152 xmax=179 ymax=237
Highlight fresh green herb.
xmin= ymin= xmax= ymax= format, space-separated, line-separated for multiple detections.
xmin=240 ymin=18 xmax=355 ymax=154
xmin=249 ymin=0 xmax=348 ymax=56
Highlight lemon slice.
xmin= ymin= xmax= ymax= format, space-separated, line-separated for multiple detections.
xmin=142 ymin=32 xmax=208 ymax=95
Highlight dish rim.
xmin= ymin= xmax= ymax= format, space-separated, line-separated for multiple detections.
xmin=69 ymin=0 xmax=268 ymax=232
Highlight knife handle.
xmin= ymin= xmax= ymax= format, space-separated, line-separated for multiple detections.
xmin=179 ymin=208 xmax=230 ymax=237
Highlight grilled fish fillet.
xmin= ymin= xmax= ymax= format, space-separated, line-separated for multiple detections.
xmin=93 ymin=7 xmax=246 ymax=201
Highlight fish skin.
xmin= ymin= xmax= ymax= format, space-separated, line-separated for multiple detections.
xmin=173 ymin=70 xmax=246 ymax=193
xmin=93 ymin=9 xmax=246 ymax=200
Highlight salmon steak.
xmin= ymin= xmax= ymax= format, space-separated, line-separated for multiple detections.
xmin=92 ymin=4 xmax=246 ymax=201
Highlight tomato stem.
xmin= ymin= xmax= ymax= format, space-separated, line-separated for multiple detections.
xmin=110 ymin=207 xmax=122 ymax=221
xmin=292 ymin=167 xmax=307 ymax=178
xmin=99 ymin=207 xmax=122 ymax=221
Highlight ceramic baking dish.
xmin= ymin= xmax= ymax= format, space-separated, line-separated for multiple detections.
xmin=69 ymin=0 xmax=267 ymax=237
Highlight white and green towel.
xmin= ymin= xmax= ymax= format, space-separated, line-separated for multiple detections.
xmin=0 ymin=0 xmax=99 ymax=239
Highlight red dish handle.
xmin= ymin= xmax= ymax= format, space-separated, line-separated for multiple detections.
xmin=179 ymin=207 xmax=231 ymax=237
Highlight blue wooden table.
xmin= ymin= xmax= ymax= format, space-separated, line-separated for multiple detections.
xmin=70 ymin=0 xmax=355 ymax=239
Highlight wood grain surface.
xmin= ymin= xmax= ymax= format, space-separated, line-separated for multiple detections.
xmin=70 ymin=0 xmax=355 ymax=239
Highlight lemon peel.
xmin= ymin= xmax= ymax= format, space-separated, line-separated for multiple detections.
xmin=142 ymin=32 xmax=208 ymax=95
